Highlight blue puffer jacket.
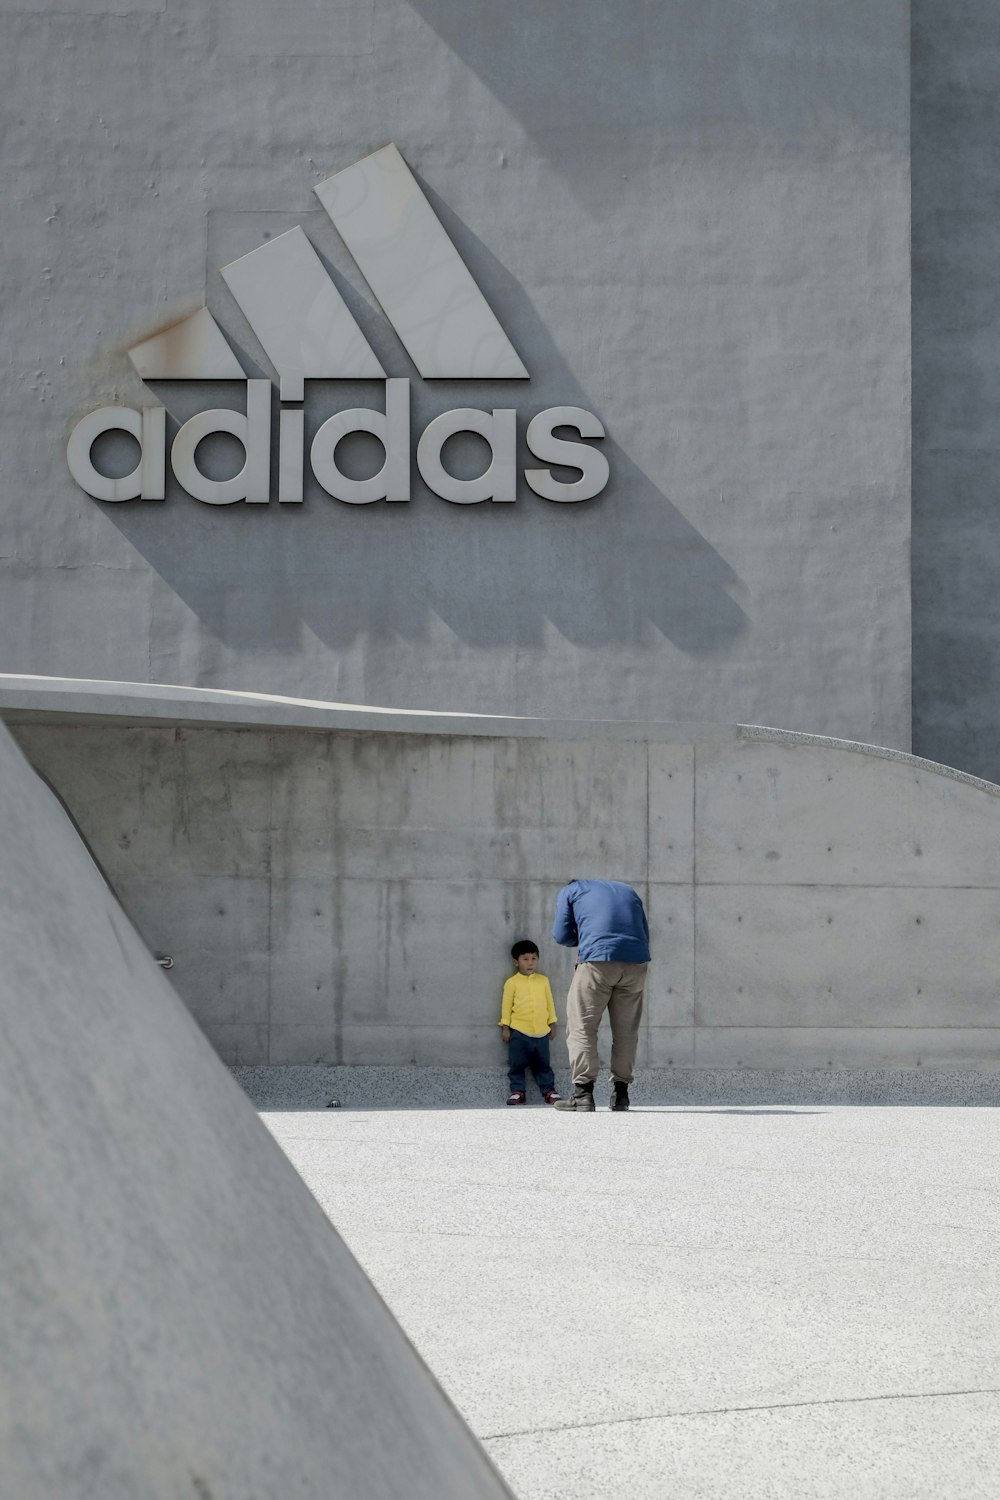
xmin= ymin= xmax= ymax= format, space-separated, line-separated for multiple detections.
xmin=551 ymin=879 xmax=650 ymax=963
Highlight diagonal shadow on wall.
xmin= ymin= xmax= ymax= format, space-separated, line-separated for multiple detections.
xmin=95 ymin=188 xmax=746 ymax=680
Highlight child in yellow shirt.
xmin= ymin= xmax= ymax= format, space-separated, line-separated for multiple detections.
xmin=499 ymin=940 xmax=561 ymax=1105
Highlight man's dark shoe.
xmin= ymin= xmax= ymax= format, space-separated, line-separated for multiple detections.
xmin=553 ymin=1087 xmax=596 ymax=1113
xmin=611 ymin=1082 xmax=630 ymax=1112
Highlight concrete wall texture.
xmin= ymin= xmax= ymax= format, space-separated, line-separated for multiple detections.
xmin=0 ymin=0 xmax=912 ymax=747
xmin=10 ymin=2 xmax=1000 ymax=1075
xmin=0 ymin=719 xmax=513 ymax=1499
xmin=12 ymin=709 xmax=1000 ymax=1074
xmin=911 ymin=2 xmax=1000 ymax=783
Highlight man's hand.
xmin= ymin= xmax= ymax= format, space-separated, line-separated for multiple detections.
xmin=549 ymin=1024 xmax=558 ymax=1039
xmin=501 ymin=1027 xmax=511 ymax=1043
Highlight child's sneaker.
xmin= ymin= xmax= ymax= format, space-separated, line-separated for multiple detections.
xmin=542 ymin=1090 xmax=562 ymax=1104
xmin=505 ymin=1090 xmax=527 ymax=1106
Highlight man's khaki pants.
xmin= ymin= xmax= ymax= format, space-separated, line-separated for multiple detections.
xmin=566 ymin=961 xmax=648 ymax=1087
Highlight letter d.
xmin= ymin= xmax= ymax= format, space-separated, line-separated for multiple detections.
xmin=171 ymin=380 xmax=271 ymax=505
xmin=311 ymin=378 xmax=410 ymax=504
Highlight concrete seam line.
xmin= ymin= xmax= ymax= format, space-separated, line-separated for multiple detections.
xmin=480 ymin=1385 xmax=1000 ymax=1441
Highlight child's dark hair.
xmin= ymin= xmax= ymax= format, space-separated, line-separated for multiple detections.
xmin=511 ymin=939 xmax=539 ymax=961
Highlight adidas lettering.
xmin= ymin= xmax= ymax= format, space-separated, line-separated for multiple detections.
xmin=67 ymin=380 xmax=609 ymax=507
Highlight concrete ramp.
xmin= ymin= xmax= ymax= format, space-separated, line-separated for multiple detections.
xmin=0 ymin=723 xmax=511 ymax=1499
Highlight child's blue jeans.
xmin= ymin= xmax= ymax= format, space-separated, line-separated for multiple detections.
xmin=507 ymin=1029 xmax=555 ymax=1094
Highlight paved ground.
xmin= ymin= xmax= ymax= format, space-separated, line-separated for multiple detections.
xmin=255 ymin=1093 xmax=1000 ymax=1499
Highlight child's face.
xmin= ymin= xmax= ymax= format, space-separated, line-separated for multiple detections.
xmin=516 ymin=951 xmax=539 ymax=975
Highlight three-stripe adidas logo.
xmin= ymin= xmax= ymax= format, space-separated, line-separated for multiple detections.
xmin=67 ymin=144 xmax=609 ymax=508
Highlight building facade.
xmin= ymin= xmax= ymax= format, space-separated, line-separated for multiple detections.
xmin=4 ymin=0 xmax=914 ymax=751
xmin=7 ymin=1 xmax=1000 ymax=1075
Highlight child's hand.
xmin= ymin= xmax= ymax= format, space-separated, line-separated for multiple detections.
xmin=549 ymin=1025 xmax=557 ymax=1039
xmin=501 ymin=1026 xmax=511 ymax=1042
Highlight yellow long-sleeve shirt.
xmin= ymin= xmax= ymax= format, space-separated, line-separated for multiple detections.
xmin=499 ymin=972 xmax=557 ymax=1038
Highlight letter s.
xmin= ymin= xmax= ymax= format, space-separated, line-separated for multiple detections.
xmin=524 ymin=406 xmax=609 ymax=503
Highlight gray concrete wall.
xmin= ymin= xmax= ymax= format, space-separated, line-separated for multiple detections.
xmin=1 ymin=0 xmax=911 ymax=747
xmin=11 ymin=702 xmax=1000 ymax=1074
xmin=912 ymin=1 xmax=1000 ymax=780
xmin=0 ymin=718 xmax=512 ymax=1499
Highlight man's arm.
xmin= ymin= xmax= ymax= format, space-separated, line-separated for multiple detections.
xmin=551 ymin=885 xmax=578 ymax=947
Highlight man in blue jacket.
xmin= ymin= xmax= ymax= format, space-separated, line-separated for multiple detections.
xmin=550 ymin=879 xmax=650 ymax=1113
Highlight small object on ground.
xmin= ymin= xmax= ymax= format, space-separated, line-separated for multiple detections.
xmin=553 ymin=1089 xmax=596 ymax=1113
xmin=543 ymin=1090 xmax=562 ymax=1104
xmin=505 ymin=1091 xmax=527 ymax=1106
xmin=326 ymin=1099 xmax=341 ymax=1109
xmin=611 ymin=1083 xmax=630 ymax=1112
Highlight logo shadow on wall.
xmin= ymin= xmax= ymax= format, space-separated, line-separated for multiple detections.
xmin=95 ymin=160 xmax=747 ymax=674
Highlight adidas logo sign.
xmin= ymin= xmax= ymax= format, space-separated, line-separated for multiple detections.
xmin=67 ymin=144 xmax=609 ymax=508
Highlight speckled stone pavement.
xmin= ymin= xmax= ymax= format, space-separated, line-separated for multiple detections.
xmin=243 ymin=1078 xmax=1000 ymax=1499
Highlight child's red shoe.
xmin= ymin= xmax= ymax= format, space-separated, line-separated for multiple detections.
xmin=505 ymin=1090 xmax=527 ymax=1106
xmin=543 ymin=1090 xmax=562 ymax=1104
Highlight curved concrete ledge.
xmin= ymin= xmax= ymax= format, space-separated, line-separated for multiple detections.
xmin=0 ymin=671 xmax=732 ymax=744
xmin=8 ymin=675 xmax=1000 ymax=1080
xmin=2 ymin=673 xmax=997 ymax=798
